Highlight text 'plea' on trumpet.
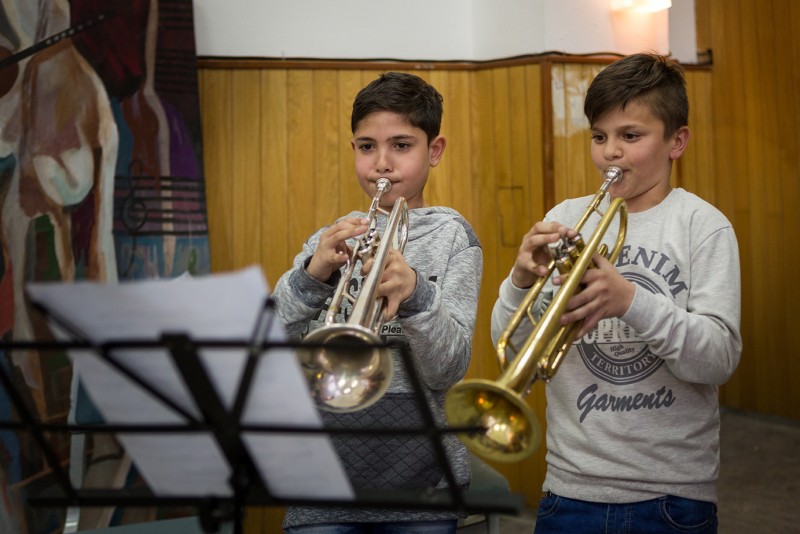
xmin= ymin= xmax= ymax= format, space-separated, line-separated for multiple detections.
xmin=445 ymin=166 xmax=627 ymax=462
xmin=298 ymin=178 xmax=409 ymax=413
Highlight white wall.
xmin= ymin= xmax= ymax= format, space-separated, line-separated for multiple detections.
xmin=668 ymin=0 xmax=697 ymax=63
xmin=471 ymin=0 xmax=546 ymax=60
xmin=192 ymin=0 xmax=697 ymax=64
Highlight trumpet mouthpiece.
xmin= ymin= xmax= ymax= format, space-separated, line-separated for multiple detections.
xmin=376 ymin=177 xmax=392 ymax=192
xmin=600 ymin=166 xmax=623 ymax=193
xmin=605 ymin=166 xmax=623 ymax=183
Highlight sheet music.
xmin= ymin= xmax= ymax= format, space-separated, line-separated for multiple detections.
xmin=27 ymin=266 xmax=354 ymax=500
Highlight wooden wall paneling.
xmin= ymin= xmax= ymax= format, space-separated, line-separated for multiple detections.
xmin=255 ymin=69 xmax=289 ymax=531
xmin=488 ymin=65 xmax=515 ymax=311
xmin=465 ymin=64 xmax=547 ymax=507
xmin=487 ymin=65 xmax=525 ymax=499
xmin=260 ymin=69 xmax=290 ymax=286
xmin=512 ymin=63 xmax=548 ymax=506
xmin=437 ymin=71 xmax=474 ymax=221
xmin=414 ymin=70 xmax=440 ymax=192
xmin=490 ymin=68 xmax=514 ymax=213
xmin=336 ymin=71 xmax=367 ymax=216
xmin=525 ymin=64 xmax=545 ymax=227
xmin=551 ymin=63 xmax=604 ymax=203
xmin=541 ymin=60 xmax=555 ymax=213
xmin=772 ymin=0 xmax=794 ymax=413
xmin=470 ymin=71 xmax=514 ymax=499
xmin=753 ymin=0 xmax=790 ymax=414
xmin=549 ymin=63 xmax=569 ymax=204
xmin=732 ymin=0 xmax=761 ymax=412
xmin=709 ymin=0 xmax=754 ymax=410
xmin=701 ymin=0 xmax=800 ymax=419
xmin=243 ymin=506 xmax=284 ymax=534
xmin=312 ymin=70 xmax=344 ymax=230
xmin=467 ymin=68 xmax=498 ymax=380
xmin=423 ymin=70 xmax=451 ymax=209
xmin=579 ymin=65 xmax=603 ymax=195
xmin=439 ymin=70 xmax=487 ymax=373
xmin=467 ymin=65 xmax=517 ymax=492
xmin=552 ymin=63 xmax=581 ymax=203
xmin=462 ymin=68 xmax=495 ymax=432
xmin=507 ymin=65 xmax=533 ymax=245
xmin=702 ymin=2 xmax=738 ymax=408
xmin=200 ymin=69 xmax=234 ymax=273
xmin=488 ymin=65 xmax=515 ymax=386
xmin=786 ymin=0 xmax=800 ymax=419
xmin=418 ymin=70 xmax=494 ymax=378
xmin=739 ymin=0 xmax=776 ymax=415
xmin=680 ymin=70 xmax=715 ymax=201
xmin=765 ymin=0 xmax=799 ymax=418
xmin=231 ymin=70 xmax=264 ymax=270
xmin=569 ymin=64 xmax=598 ymax=198
xmin=522 ymin=62 xmax=549 ymax=506
xmin=198 ymin=67 xmax=288 ymax=534
xmin=286 ymin=70 xmax=317 ymax=267
xmin=767 ymin=0 xmax=791 ymax=413
xmin=464 ymin=69 xmax=498 ymax=433
xmin=552 ymin=63 xmax=580 ymax=202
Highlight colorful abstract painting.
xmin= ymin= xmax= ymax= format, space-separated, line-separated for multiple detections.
xmin=0 ymin=0 xmax=210 ymax=531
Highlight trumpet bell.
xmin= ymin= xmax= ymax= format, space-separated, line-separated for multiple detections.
xmin=300 ymin=324 xmax=393 ymax=413
xmin=445 ymin=379 xmax=541 ymax=463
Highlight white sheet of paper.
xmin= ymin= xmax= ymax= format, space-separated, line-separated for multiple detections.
xmin=27 ymin=266 xmax=353 ymax=500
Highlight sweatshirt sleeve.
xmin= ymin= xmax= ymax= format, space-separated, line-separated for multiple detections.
xmin=272 ymin=230 xmax=339 ymax=341
xmin=490 ymin=271 xmax=554 ymax=362
xmin=397 ymin=239 xmax=483 ymax=391
xmin=621 ymin=226 xmax=742 ymax=385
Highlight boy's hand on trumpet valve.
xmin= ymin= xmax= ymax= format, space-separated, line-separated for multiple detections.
xmin=362 ymin=249 xmax=417 ymax=320
xmin=307 ymin=217 xmax=369 ymax=283
xmin=556 ymin=253 xmax=636 ymax=338
xmin=511 ymin=221 xmax=577 ymax=289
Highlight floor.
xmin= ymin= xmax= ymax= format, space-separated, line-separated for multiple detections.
xmin=716 ymin=408 xmax=800 ymax=534
xmin=458 ymin=408 xmax=800 ymax=534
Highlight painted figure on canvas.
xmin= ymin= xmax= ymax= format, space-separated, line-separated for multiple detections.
xmin=0 ymin=0 xmax=210 ymax=531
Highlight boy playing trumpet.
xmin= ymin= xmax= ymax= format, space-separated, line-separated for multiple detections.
xmin=274 ymin=72 xmax=483 ymax=533
xmin=492 ymin=53 xmax=742 ymax=533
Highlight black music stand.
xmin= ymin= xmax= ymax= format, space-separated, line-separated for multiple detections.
xmin=0 ymin=298 xmax=522 ymax=534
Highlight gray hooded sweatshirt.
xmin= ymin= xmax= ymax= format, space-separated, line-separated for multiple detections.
xmin=273 ymin=205 xmax=483 ymax=528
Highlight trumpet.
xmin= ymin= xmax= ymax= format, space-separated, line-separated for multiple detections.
xmin=299 ymin=178 xmax=409 ymax=413
xmin=445 ymin=166 xmax=627 ymax=462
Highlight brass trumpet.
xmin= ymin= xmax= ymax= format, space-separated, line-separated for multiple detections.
xmin=445 ymin=166 xmax=627 ymax=462
xmin=299 ymin=178 xmax=409 ymax=413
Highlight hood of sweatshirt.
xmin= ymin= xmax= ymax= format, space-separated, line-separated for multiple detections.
xmin=342 ymin=205 xmax=471 ymax=243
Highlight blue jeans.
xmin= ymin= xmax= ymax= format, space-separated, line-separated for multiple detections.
xmin=285 ymin=520 xmax=457 ymax=534
xmin=534 ymin=493 xmax=717 ymax=533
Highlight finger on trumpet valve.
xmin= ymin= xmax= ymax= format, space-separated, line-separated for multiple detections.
xmin=547 ymin=240 xmax=562 ymax=259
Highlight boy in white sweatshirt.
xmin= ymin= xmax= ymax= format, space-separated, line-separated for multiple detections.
xmin=492 ymin=53 xmax=741 ymax=533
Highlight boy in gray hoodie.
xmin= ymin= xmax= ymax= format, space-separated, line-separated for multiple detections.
xmin=274 ymin=72 xmax=483 ymax=533
xmin=492 ymin=53 xmax=741 ymax=533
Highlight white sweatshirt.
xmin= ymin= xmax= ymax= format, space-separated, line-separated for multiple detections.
xmin=491 ymin=188 xmax=742 ymax=504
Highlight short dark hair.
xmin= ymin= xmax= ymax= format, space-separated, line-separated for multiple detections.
xmin=351 ymin=72 xmax=444 ymax=143
xmin=584 ymin=53 xmax=688 ymax=139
